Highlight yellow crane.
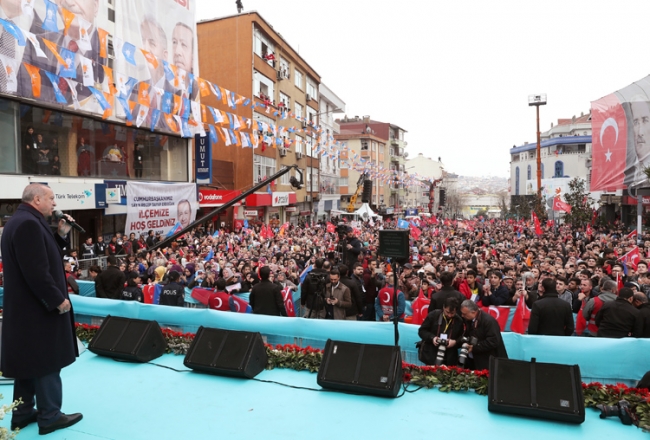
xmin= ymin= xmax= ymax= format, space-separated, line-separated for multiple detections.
xmin=347 ymin=173 xmax=368 ymax=212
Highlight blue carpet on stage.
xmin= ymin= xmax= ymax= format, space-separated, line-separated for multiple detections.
xmin=0 ymin=348 xmax=646 ymax=440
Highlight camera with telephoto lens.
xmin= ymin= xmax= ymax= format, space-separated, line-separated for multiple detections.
xmin=597 ymin=400 xmax=634 ymax=425
xmin=434 ymin=338 xmax=450 ymax=366
xmin=458 ymin=336 xmax=478 ymax=367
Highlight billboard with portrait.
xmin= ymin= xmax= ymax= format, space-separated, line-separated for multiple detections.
xmin=0 ymin=0 xmax=198 ymax=136
xmin=591 ymin=75 xmax=650 ymax=191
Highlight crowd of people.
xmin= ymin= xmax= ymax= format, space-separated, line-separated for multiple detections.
xmin=55 ymin=214 xmax=650 ymax=368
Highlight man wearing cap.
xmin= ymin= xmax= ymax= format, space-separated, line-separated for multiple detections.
xmin=159 ymin=271 xmax=185 ymax=307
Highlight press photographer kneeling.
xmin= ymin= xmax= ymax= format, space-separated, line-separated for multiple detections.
xmin=417 ymin=298 xmax=464 ymax=366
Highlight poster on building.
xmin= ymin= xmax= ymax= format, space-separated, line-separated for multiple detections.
xmin=591 ymin=75 xmax=650 ymax=191
xmin=0 ymin=0 xmax=197 ymax=135
xmin=125 ymin=181 xmax=197 ymax=237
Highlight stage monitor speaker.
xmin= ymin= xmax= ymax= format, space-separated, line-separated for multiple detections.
xmin=488 ymin=357 xmax=585 ymax=424
xmin=317 ymin=339 xmax=402 ymax=398
xmin=183 ymin=327 xmax=268 ymax=379
xmin=88 ymin=316 xmax=166 ymax=363
xmin=361 ymin=180 xmax=373 ymax=203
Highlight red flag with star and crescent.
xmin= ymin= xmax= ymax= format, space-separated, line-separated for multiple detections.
xmin=480 ymin=306 xmax=509 ymax=331
xmin=552 ymin=196 xmax=572 ymax=213
xmin=590 ymin=93 xmax=628 ymax=191
xmin=619 ymin=246 xmax=641 ymax=271
xmin=532 ymin=212 xmax=542 ymax=236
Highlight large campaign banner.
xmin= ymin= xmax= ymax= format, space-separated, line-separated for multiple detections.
xmin=125 ymin=181 xmax=197 ymax=238
xmin=591 ymin=75 xmax=650 ymax=191
xmin=0 ymin=0 xmax=198 ymax=135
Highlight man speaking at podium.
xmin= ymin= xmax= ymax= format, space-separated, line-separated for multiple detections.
xmin=1 ymin=183 xmax=82 ymax=435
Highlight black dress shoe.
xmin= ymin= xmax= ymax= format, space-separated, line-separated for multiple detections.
xmin=38 ymin=413 xmax=83 ymax=436
xmin=11 ymin=412 xmax=38 ymax=430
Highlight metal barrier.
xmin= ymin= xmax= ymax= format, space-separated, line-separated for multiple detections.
xmin=77 ymin=256 xmax=109 ymax=278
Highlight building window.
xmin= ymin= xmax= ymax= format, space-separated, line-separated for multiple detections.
xmin=361 ymin=141 xmax=369 ymax=150
xmin=527 ymin=165 xmax=531 ymax=180
xmin=307 ymin=81 xmax=317 ymax=100
xmin=294 ymin=69 xmax=303 ymax=89
xmin=279 ymin=58 xmax=290 ymax=79
xmin=515 ymin=167 xmax=520 ymax=195
xmin=294 ymin=102 xmax=303 ymax=119
xmin=279 ymin=92 xmax=289 ymax=111
xmin=554 ymin=161 xmax=564 ymax=178
xmin=254 ymin=155 xmax=276 ymax=182
xmin=339 ymin=177 xmax=348 ymax=187
xmin=254 ymin=29 xmax=275 ymax=67
xmin=295 ymin=135 xmax=303 ymax=154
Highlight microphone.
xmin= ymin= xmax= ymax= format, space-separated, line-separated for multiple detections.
xmin=54 ymin=210 xmax=86 ymax=233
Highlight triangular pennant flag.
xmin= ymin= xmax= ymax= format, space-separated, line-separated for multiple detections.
xmin=60 ymin=8 xmax=76 ymax=35
xmin=97 ymin=28 xmax=109 ymax=58
xmin=140 ymin=49 xmax=158 ymax=69
xmin=76 ymin=16 xmax=93 ymax=52
xmin=221 ymin=127 xmax=232 ymax=146
xmin=136 ymin=105 xmax=148 ymax=128
xmin=172 ymin=94 xmax=181 ymax=115
xmin=79 ymin=55 xmax=94 ymax=87
xmin=116 ymin=96 xmax=133 ymax=122
xmin=161 ymin=91 xmax=173 ymax=114
xmin=63 ymin=77 xmax=80 ymax=109
xmin=101 ymin=65 xmax=117 ymax=95
xmin=198 ymin=78 xmax=211 ymax=97
xmin=88 ymin=86 xmax=111 ymax=110
xmin=191 ymin=101 xmax=202 ymax=122
xmin=138 ymin=81 xmax=150 ymax=106
xmin=122 ymin=41 xmax=137 ymax=65
xmin=43 ymin=71 xmax=67 ymax=103
xmin=42 ymin=38 xmax=69 ymax=68
xmin=24 ymin=31 xmax=46 ymax=58
xmin=0 ymin=18 xmax=25 ymax=46
xmin=0 ymin=55 xmax=18 ymax=92
xmin=58 ymin=47 xmax=76 ymax=78
xmin=23 ymin=63 xmax=41 ymax=97
xmin=208 ymin=125 xmax=217 ymax=144
xmin=42 ymin=0 xmax=58 ymax=32
xmin=149 ymin=109 xmax=161 ymax=131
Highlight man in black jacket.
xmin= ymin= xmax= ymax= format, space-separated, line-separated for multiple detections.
xmin=528 ymin=278 xmax=574 ymax=336
xmin=633 ymin=293 xmax=650 ymax=338
xmin=94 ymin=256 xmax=126 ymax=300
xmin=431 ymin=271 xmax=465 ymax=310
xmin=301 ymin=258 xmax=329 ymax=318
xmin=338 ymin=264 xmax=363 ymax=320
xmin=250 ymin=266 xmax=287 ymax=316
xmin=418 ymin=298 xmax=464 ymax=366
xmin=159 ymin=271 xmax=185 ymax=307
xmin=460 ymin=299 xmax=508 ymax=371
xmin=595 ymin=287 xmax=643 ymax=338
xmin=342 ymin=227 xmax=362 ymax=272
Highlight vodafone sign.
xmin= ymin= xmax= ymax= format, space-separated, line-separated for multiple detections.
xmin=198 ymin=189 xmax=241 ymax=207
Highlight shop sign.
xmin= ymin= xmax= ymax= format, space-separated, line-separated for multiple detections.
xmin=285 ymin=207 xmax=297 ymax=212
xmin=244 ymin=210 xmax=259 ymax=216
xmin=272 ymin=192 xmax=290 ymax=207
xmin=47 ymin=182 xmax=98 ymax=211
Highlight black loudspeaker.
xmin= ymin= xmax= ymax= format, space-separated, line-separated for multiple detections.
xmin=439 ymin=189 xmax=446 ymax=206
xmin=317 ymin=339 xmax=402 ymax=398
xmin=183 ymin=327 xmax=268 ymax=379
xmin=88 ymin=316 xmax=167 ymax=362
xmin=361 ymin=180 xmax=373 ymax=203
xmin=488 ymin=357 xmax=585 ymax=424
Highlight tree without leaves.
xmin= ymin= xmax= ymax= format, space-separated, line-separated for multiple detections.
xmin=562 ymin=177 xmax=594 ymax=229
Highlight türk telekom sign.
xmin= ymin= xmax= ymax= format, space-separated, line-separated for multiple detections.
xmin=198 ymin=189 xmax=241 ymax=207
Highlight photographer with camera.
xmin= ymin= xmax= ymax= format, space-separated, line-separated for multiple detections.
xmin=459 ymin=299 xmax=508 ymax=371
xmin=300 ymin=258 xmax=329 ymax=318
xmin=417 ymin=298 xmax=464 ymax=366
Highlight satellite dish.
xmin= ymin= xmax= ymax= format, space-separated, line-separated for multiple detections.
xmin=403 ymin=152 xmax=409 ymax=159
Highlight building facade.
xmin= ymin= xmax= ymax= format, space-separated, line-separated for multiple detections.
xmin=0 ymin=0 xmax=197 ymax=248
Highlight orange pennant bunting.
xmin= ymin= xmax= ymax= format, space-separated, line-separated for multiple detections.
xmin=42 ymin=39 xmax=69 ymax=68
xmin=97 ymin=28 xmax=109 ymax=58
xmin=172 ymin=94 xmax=181 ymax=114
xmin=140 ymin=49 xmax=158 ymax=69
xmin=198 ymin=78 xmax=211 ymax=97
xmin=101 ymin=65 xmax=117 ymax=95
xmin=61 ymin=8 xmax=76 ymax=36
xmin=23 ymin=63 xmax=41 ymax=97
xmin=138 ymin=81 xmax=150 ymax=106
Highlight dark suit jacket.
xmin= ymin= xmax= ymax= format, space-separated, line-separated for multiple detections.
xmin=431 ymin=286 xmax=465 ymax=310
xmin=0 ymin=203 xmax=78 ymax=378
xmin=250 ymin=280 xmax=287 ymax=316
xmin=528 ymin=293 xmax=574 ymax=336
xmin=595 ymin=298 xmax=643 ymax=338
xmin=94 ymin=265 xmax=126 ymax=300
xmin=465 ymin=310 xmax=508 ymax=371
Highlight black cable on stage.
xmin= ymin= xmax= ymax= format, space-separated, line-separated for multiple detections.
xmin=109 ymin=357 xmax=192 ymax=373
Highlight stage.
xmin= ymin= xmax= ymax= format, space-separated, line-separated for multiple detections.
xmin=0 ymin=348 xmax=646 ymax=440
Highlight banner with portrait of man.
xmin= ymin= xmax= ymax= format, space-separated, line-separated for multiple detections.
xmin=591 ymin=75 xmax=650 ymax=191
xmin=125 ymin=181 xmax=198 ymax=238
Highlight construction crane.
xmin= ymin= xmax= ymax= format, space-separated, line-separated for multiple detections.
xmin=348 ymin=172 xmax=368 ymax=212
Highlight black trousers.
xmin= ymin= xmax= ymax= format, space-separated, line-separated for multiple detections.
xmin=12 ymin=369 xmax=63 ymax=426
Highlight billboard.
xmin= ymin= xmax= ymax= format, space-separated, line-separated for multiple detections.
xmin=0 ymin=0 xmax=198 ymax=136
xmin=591 ymin=75 xmax=650 ymax=191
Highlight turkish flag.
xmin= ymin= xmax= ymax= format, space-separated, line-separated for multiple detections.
xmin=208 ymin=291 xmax=231 ymax=311
xmin=590 ymin=93 xmax=628 ymax=191
xmin=586 ymin=225 xmax=593 ymax=236
xmin=229 ymin=295 xmax=252 ymax=313
xmin=326 ymin=222 xmax=335 ymax=233
xmin=410 ymin=225 xmax=422 ymax=240
xmin=552 ymin=196 xmax=572 ymax=213
xmin=282 ymin=287 xmax=296 ymax=317
xmin=626 ymin=229 xmax=638 ymax=239
xmin=510 ymin=298 xmax=531 ymax=334
xmin=619 ymin=246 xmax=641 ymax=270
xmin=410 ymin=291 xmax=430 ymax=325
xmin=532 ymin=212 xmax=542 ymax=236
xmin=191 ymin=287 xmax=216 ymax=306
xmin=481 ymin=306 xmax=509 ymax=331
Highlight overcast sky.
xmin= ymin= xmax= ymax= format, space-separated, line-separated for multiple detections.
xmin=196 ymin=0 xmax=650 ymax=178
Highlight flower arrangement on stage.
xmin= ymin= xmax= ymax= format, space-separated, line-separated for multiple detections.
xmin=75 ymin=323 xmax=650 ymax=430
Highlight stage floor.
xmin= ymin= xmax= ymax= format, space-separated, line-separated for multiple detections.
xmin=1 ymin=348 xmax=646 ymax=440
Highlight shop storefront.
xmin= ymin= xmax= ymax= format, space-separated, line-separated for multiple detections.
xmin=198 ymin=189 xmax=242 ymax=231
xmin=244 ymin=192 xmax=298 ymax=224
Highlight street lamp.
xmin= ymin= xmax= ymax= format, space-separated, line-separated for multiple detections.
xmin=528 ymin=94 xmax=547 ymax=199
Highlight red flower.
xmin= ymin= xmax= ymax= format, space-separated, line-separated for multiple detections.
xmin=403 ymin=373 xmax=412 ymax=383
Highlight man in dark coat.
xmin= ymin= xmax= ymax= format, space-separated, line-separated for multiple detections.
xmin=528 ymin=278 xmax=574 ymax=336
xmin=1 ymin=183 xmax=82 ymax=434
xmin=94 ymin=256 xmax=126 ymax=299
xmin=460 ymin=299 xmax=508 ymax=371
xmin=250 ymin=266 xmax=287 ymax=316
xmin=633 ymin=293 xmax=650 ymax=338
xmin=342 ymin=227 xmax=362 ymax=272
xmin=338 ymin=264 xmax=363 ymax=320
xmin=159 ymin=271 xmax=185 ymax=307
xmin=595 ymin=287 xmax=643 ymax=338
xmin=430 ymin=271 xmax=465 ymax=310
xmin=418 ymin=298 xmax=464 ymax=366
